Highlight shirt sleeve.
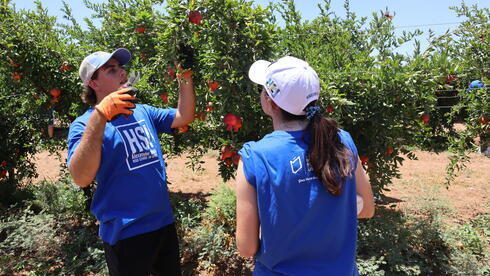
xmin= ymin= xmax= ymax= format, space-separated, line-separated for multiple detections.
xmin=141 ymin=105 xmax=176 ymax=134
xmin=238 ymin=142 xmax=258 ymax=188
xmin=67 ymin=120 xmax=86 ymax=167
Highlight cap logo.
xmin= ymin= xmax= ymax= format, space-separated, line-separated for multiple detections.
xmin=306 ymin=92 xmax=319 ymax=99
xmin=266 ymin=78 xmax=280 ymax=98
xmin=88 ymin=52 xmax=108 ymax=65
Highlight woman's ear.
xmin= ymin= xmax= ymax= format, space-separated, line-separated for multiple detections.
xmin=269 ymin=99 xmax=280 ymax=110
xmin=88 ymin=79 xmax=97 ymax=90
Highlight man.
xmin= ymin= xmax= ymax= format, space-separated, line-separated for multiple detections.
xmin=67 ymin=48 xmax=195 ymax=275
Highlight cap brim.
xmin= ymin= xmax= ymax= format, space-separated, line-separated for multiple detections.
xmin=110 ymin=48 xmax=131 ymax=66
xmin=248 ymin=60 xmax=271 ymax=86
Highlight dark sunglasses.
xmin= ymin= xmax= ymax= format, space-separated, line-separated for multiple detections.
xmin=257 ymin=85 xmax=263 ymax=94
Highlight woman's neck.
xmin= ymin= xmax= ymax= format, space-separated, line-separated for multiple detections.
xmin=272 ymin=119 xmax=309 ymax=131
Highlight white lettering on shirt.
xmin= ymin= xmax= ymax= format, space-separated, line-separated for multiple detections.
xmin=116 ymin=119 xmax=160 ymax=171
xmin=142 ymin=125 xmax=155 ymax=148
xmin=122 ymin=128 xmax=144 ymax=153
xmin=135 ymin=126 xmax=150 ymax=150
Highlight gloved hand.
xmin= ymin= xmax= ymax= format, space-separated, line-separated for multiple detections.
xmin=177 ymin=41 xmax=195 ymax=70
xmin=95 ymin=88 xmax=136 ymax=121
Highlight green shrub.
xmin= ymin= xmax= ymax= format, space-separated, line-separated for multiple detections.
xmin=357 ymin=205 xmax=490 ymax=276
xmin=57 ymin=216 xmax=107 ymax=275
xmin=357 ymin=206 xmax=452 ymax=275
xmin=174 ymin=184 xmax=252 ymax=275
xmin=444 ymin=214 xmax=490 ymax=275
xmin=28 ymin=178 xmax=89 ymax=217
xmin=193 ymin=184 xmax=237 ymax=272
xmin=1 ymin=179 xmax=487 ymax=275
xmin=0 ymin=206 xmax=59 ymax=274
xmin=170 ymin=184 xmax=490 ymax=276
xmin=204 ymin=183 xmax=236 ymax=233
xmin=453 ymin=223 xmax=485 ymax=257
xmin=0 ymin=179 xmax=106 ymax=275
xmin=357 ymin=256 xmax=387 ymax=276
xmin=170 ymin=190 xmax=207 ymax=272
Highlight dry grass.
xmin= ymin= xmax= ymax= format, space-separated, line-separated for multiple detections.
xmin=386 ymin=151 xmax=490 ymax=224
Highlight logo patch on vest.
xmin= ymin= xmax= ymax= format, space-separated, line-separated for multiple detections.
xmin=290 ymin=156 xmax=303 ymax=174
xmin=115 ymin=120 xmax=159 ymax=170
xmin=292 ymin=154 xmax=318 ymax=183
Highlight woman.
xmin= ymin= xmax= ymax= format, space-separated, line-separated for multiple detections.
xmin=236 ymin=56 xmax=375 ymax=275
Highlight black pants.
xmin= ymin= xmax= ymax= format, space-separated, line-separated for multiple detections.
xmin=103 ymin=223 xmax=181 ymax=276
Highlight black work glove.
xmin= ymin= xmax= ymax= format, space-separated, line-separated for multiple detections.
xmin=177 ymin=42 xmax=195 ymax=70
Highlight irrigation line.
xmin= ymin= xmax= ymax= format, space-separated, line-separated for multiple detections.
xmin=436 ymin=96 xmax=460 ymax=99
xmin=283 ymin=21 xmax=487 ymax=36
xmin=436 ymin=88 xmax=489 ymax=92
xmin=320 ymin=68 xmax=490 ymax=76
xmin=436 ymin=106 xmax=458 ymax=109
xmin=393 ymin=22 xmax=463 ymax=29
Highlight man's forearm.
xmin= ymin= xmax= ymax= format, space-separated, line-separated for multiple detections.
xmin=69 ymin=109 xmax=106 ymax=187
xmin=176 ymin=73 xmax=196 ymax=124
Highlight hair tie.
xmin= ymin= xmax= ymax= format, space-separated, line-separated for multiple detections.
xmin=305 ymin=106 xmax=321 ymax=120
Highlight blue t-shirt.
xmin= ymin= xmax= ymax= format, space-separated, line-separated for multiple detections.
xmin=239 ymin=129 xmax=359 ymax=276
xmin=67 ymin=104 xmax=176 ymax=245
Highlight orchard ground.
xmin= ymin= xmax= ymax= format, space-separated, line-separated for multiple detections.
xmin=34 ymin=148 xmax=489 ymax=227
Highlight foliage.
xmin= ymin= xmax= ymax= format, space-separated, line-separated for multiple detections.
xmin=28 ymin=178 xmax=88 ymax=216
xmin=443 ymin=214 xmax=490 ymax=275
xmin=1 ymin=177 xmax=488 ymax=275
xmin=171 ymin=192 xmax=207 ymax=233
xmin=173 ymin=184 xmax=252 ymax=275
xmin=172 ymin=184 xmax=489 ymax=275
xmin=0 ymin=206 xmax=59 ymax=273
xmin=0 ymin=1 xmax=82 ymax=206
xmin=0 ymin=0 xmax=488 ymax=273
xmin=357 ymin=207 xmax=449 ymax=275
xmin=0 ymin=0 xmax=488 ymax=204
xmin=357 ymin=206 xmax=490 ymax=275
xmin=0 ymin=179 xmax=106 ymax=275
xmin=430 ymin=4 xmax=490 ymax=185
xmin=274 ymin=0 xmax=487 ymax=196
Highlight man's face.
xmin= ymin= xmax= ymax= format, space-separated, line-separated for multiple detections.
xmin=89 ymin=58 xmax=128 ymax=96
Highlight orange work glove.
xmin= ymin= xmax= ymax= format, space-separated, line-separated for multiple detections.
xmin=95 ymin=88 xmax=136 ymax=121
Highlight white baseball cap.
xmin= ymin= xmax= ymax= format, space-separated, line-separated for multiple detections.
xmin=79 ymin=48 xmax=131 ymax=86
xmin=248 ymin=56 xmax=320 ymax=115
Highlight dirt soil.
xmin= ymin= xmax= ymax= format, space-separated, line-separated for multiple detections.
xmin=34 ymin=150 xmax=489 ymax=222
xmin=385 ymin=151 xmax=489 ymax=224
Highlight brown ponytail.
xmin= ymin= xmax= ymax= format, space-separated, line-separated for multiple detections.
xmin=306 ymin=103 xmax=352 ymax=195
xmin=279 ymin=102 xmax=353 ymax=195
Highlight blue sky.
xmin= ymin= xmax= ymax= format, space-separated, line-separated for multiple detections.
xmin=10 ymin=0 xmax=490 ymax=54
